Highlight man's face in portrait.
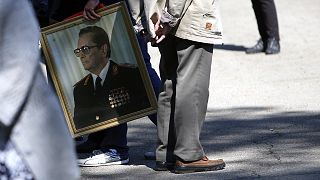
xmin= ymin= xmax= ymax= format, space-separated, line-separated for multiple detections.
xmin=76 ymin=33 xmax=107 ymax=74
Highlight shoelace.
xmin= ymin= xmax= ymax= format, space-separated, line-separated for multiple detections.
xmin=91 ymin=150 xmax=104 ymax=156
xmin=105 ymin=149 xmax=119 ymax=158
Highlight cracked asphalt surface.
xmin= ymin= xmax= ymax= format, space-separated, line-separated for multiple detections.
xmin=80 ymin=0 xmax=320 ymax=179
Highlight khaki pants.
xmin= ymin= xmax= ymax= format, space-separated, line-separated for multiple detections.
xmin=156 ymin=35 xmax=214 ymax=162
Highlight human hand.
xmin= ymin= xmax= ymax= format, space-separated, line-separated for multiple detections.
xmin=83 ymin=0 xmax=101 ymax=20
xmin=151 ymin=13 xmax=172 ymax=44
xmin=154 ymin=21 xmax=171 ymax=44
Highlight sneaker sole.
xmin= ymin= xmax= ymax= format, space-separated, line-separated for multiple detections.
xmin=173 ymin=162 xmax=226 ymax=174
xmin=79 ymin=158 xmax=129 ymax=167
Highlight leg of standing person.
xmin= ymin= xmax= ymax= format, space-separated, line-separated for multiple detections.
xmin=258 ymin=0 xmax=280 ymax=54
xmin=155 ymin=35 xmax=225 ymax=173
xmin=154 ymin=35 xmax=178 ymax=169
xmin=77 ymin=122 xmax=130 ymax=166
xmin=255 ymin=0 xmax=280 ymax=42
xmin=246 ymin=0 xmax=280 ymax=54
xmin=136 ymin=33 xmax=161 ymax=125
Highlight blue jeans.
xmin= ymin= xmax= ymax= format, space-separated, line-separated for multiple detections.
xmin=136 ymin=33 xmax=161 ymax=125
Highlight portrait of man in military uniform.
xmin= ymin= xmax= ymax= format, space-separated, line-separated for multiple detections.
xmin=73 ymin=26 xmax=150 ymax=130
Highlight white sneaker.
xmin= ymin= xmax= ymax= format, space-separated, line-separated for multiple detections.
xmin=78 ymin=149 xmax=129 ymax=167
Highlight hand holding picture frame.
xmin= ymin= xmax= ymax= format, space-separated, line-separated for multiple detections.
xmin=40 ymin=2 xmax=157 ymax=137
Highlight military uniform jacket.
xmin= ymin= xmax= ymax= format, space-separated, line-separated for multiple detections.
xmin=73 ymin=61 xmax=150 ymax=129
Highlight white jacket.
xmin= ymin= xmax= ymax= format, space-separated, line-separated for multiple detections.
xmin=146 ymin=0 xmax=223 ymax=44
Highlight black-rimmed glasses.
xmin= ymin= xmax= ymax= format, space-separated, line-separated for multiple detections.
xmin=74 ymin=45 xmax=99 ymax=57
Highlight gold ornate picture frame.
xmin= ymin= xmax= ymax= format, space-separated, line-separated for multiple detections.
xmin=40 ymin=2 xmax=157 ymax=137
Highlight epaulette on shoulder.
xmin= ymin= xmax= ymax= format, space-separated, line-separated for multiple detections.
xmin=73 ymin=74 xmax=91 ymax=87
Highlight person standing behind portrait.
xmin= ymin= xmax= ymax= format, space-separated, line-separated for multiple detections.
xmin=0 ymin=0 xmax=80 ymax=180
xmin=81 ymin=0 xmax=161 ymax=160
xmin=246 ymin=0 xmax=280 ymax=55
xmin=146 ymin=0 xmax=226 ymax=174
xmin=47 ymin=0 xmax=160 ymax=164
xmin=81 ymin=0 xmax=161 ymax=126
xmin=74 ymin=26 xmax=151 ymax=166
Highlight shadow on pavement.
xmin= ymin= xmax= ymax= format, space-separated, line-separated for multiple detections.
xmin=81 ymin=107 xmax=320 ymax=179
xmin=214 ymin=44 xmax=247 ymax=52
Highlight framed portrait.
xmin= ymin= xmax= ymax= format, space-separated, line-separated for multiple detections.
xmin=40 ymin=2 xmax=157 ymax=137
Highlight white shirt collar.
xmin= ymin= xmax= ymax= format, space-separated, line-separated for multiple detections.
xmin=91 ymin=60 xmax=110 ymax=89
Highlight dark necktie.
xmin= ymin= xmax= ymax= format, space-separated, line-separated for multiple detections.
xmin=95 ymin=76 xmax=102 ymax=94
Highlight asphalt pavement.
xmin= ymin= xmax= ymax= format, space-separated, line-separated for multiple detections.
xmin=80 ymin=0 xmax=320 ymax=179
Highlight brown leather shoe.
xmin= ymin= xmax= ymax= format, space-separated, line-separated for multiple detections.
xmin=174 ymin=156 xmax=225 ymax=174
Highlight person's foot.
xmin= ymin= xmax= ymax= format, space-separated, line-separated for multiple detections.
xmin=77 ymin=149 xmax=129 ymax=167
xmin=246 ymin=39 xmax=265 ymax=54
xmin=173 ymin=156 xmax=225 ymax=174
xmin=265 ymin=38 xmax=280 ymax=54
xmin=144 ymin=151 xmax=156 ymax=160
xmin=154 ymin=161 xmax=174 ymax=171
xmin=76 ymin=140 xmax=98 ymax=153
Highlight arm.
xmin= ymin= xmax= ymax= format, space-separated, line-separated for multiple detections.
xmin=165 ymin=0 xmax=191 ymax=20
xmin=148 ymin=0 xmax=192 ymax=44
